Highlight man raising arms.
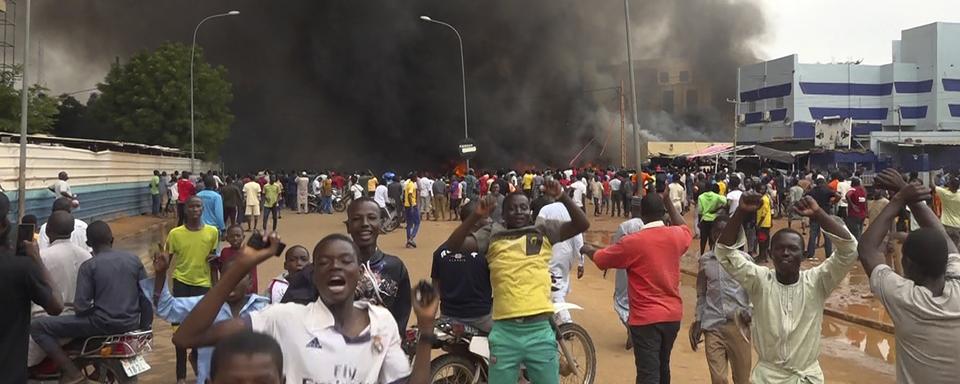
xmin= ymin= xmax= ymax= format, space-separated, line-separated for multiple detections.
xmin=857 ymin=169 xmax=960 ymax=383
xmin=715 ymin=191 xmax=857 ymax=383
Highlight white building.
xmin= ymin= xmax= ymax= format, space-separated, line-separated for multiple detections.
xmin=736 ymin=22 xmax=960 ymax=169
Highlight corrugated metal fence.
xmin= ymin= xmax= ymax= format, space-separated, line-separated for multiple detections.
xmin=0 ymin=142 xmax=215 ymax=223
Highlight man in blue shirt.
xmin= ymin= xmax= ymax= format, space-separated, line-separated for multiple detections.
xmin=197 ymin=176 xmax=225 ymax=236
xmin=144 ymin=251 xmax=269 ymax=383
xmin=30 ymin=221 xmax=149 ymax=383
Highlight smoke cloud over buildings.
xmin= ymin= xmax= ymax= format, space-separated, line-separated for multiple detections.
xmin=32 ymin=0 xmax=766 ymax=171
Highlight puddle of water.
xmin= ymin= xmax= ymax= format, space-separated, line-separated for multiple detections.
xmin=822 ymin=315 xmax=897 ymax=364
xmin=114 ymin=223 xmax=172 ymax=276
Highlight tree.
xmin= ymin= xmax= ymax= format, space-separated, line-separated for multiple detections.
xmin=0 ymin=66 xmax=59 ymax=134
xmin=90 ymin=42 xmax=234 ymax=159
xmin=52 ymin=94 xmax=90 ymax=138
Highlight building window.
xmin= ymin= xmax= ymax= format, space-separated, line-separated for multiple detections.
xmin=776 ymin=97 xmax=784 ymax=109
xmin=659 ymin=71 xmax=669 ymax=84
xmin=686 ymin=89 xmax=698 ymax=110
xmin=749 ymin=101 xmax=756 ymax=113
xmin=679 ymin=71 xmax=690 ymax=83
xmin=662 ymin=90 xmax=674 ymax=113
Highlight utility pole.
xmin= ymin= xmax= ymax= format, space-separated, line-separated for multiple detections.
xmin=619 ymin=81 xmax=626 ymax=168
xmin=623 ymin=0 xmax=645 ymax=169
xmin=17 ymin=0 xmax=30 ymax=221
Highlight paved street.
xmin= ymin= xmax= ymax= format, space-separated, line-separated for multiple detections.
xmin=133 ymin=210 xmax=895 ymax=383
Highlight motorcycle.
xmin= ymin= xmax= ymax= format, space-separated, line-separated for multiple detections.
xmin=308 ymin=193 xmax=322 ymax=213
xmin=403 ymin=303 xmax=597 ymax=384
xmin=332 ymin=189 xmax=352 ymax=213
xmin=29 ymin=330 xmax=153 ymax=383
xmin=381 ymin=198 xmax=401 ymax=233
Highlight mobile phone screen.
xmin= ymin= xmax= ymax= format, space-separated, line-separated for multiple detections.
xmin=16 ymin=223 xmax=34 ymax=256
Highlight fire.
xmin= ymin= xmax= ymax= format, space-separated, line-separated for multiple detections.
xmin=452 ymin=161 xmax=467 ymax=177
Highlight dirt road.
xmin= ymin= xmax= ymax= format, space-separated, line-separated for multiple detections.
xmin=132 ymin=210 xmax=894 ymax=383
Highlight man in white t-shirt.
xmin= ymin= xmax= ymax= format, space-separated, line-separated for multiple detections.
xmin=170 ymin=234 xmax=438 ymax=384
xmin=859 ymin=169 xmax=960 ymax=383
xmin=726 ymin=176 xmax=743 ymax=213
xmin=836 ymin=174 xmax=852 ymax=217
xmin=418 ymin=175 xmax=434 ymax=220
xmin=38 ymin=198 xmax=90 ymax=252
xmin=242 ymin=178 xmax=262 ymax=231
xmin=570 ymin=178 xmax=587 ymax=212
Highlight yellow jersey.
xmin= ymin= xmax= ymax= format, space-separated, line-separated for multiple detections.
xmin=473 ymin=221 xmax=564 ymax=320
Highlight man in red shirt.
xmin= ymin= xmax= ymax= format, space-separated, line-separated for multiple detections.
xmin=845 ymin=177 xmax=868 ymax=239
xmin=582 ymin=190 xmax=692 ymax=384
xmin=176 ymin=171 xmax=197 ymax=226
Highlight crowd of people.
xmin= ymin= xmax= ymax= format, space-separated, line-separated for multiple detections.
xmin=6 ymin=163 xmax=960 ymax=384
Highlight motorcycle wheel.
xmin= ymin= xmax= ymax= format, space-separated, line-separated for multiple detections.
xmin=430 ymin=353 xmax=479 ymax=384
xmin=333 ymin=199 xmax=347 ymax=212
xmin=382 ymin=215 xmax=400 ymax=233
xmin=96 ymin=360 xmax=138 ymax=383
xmin=557 ymin=323 xmax=597 ymax=384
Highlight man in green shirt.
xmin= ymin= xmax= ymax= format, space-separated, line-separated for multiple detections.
xmin=159 ymin=195 xmax=220 ymax=382
xmin=262 ymin=175 xmax=282 ymax=231
xmin=150 ymin=170 xmax=161 ymax=216
xmin=698 ymin=183 xmax=726 ymax=255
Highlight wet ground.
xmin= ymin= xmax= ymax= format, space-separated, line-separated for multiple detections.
xmin=118 ymin=205 xmax=895 ymax=383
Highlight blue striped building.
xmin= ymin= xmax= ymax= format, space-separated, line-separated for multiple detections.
xmin=737 ymin=22 xmax=960 ymax=170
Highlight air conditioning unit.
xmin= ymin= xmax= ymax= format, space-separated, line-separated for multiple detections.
xmin=737 ymin=114 xmax=745 ymax=124
xmin=762 ymin=111 xmax=772 ymax=122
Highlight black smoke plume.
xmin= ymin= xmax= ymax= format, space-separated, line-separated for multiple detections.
xmin=32 ymin=0 xmax=766 ymax=171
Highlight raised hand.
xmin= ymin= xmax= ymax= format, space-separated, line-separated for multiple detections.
xmin=894 ymin=183 xmax=932 ymax=204
xmin=412 ymin=280 xmax=440 ymax=322
xmin=153 ymin=250 xmax=171 ymax=275
xmin=875 ymin=168 xmax=908 ymax=193
xmin=794 ymin=195 xmax=822 ymax=217
xmin=543 ymin=179 xmax=563 ymax=199
xmin=738 ymin=191 xmax=763 ymax=213
xmin=237 ymin=231 xmax=283 ymax=267
xmin=475 ymin=194 xmax=498 ymax=218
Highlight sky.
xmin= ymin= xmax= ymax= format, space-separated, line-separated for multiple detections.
xmin=756 ymin=0 xmax=958 ymax=64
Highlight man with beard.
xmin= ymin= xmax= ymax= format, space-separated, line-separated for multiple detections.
xmin=281 ymin=197 xmax=412 ymax=334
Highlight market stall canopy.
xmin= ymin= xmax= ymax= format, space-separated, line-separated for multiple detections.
xmin=686 ymin=144 xmax=733 ymax=159
xmin=686 ymin=144 xmax=754 ymax=159
xmin=754 ymin=145 xmax=808 ymax=163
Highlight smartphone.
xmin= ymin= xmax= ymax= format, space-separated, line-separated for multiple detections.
xmin=247 ymin=232 xmax=287 ymax=256
xmin=16 ymin=223 xmax=34 ymax=256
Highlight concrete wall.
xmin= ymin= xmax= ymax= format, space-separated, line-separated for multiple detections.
xmin=0 ymin=142 xmax=214 ymax=222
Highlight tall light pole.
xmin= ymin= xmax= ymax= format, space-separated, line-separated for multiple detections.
xmin=622 ymin=0 xmax=644 ymax=169
xmin=725 ymin=97 xmax=740 ymax=171
xmin=419 ymin=15 xmax=471 ymax=171
xmin=17 ymin=0 xmax=31 ymax=221
xmin=190 ymin=10 xmax=238 ymax=173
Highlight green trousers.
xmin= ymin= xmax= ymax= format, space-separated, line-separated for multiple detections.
xmin=488 ymin=319 xmax=558 ymax=384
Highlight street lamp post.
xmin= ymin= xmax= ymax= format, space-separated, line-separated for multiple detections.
xmin=17 ymin=0 xmax=31 ymax=221
xmin=419 ymin=15 xmax=471 ymax=171
xmin=190 ymin=10 xmax=238 ymax=173
xmin=623 ymin=0 xmax=645 ymax=169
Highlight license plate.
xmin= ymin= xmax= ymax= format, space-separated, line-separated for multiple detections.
xmin=121 ymin=355 xmax=151 ymax=376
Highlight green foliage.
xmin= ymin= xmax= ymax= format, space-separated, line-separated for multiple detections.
xmin=90 ymin=42 xmax=234 ymax=159
xmin=0 ymin=66 xmax=59 ymax=134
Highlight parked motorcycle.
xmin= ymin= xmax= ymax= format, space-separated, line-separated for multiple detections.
xmin=403 ymin=303 xmax=597 ymax=384
xmin=29 ymin=330 xmax=153 ymax=383
xmin=332 ymin=189 xmax=352 ymax=213
xmin=381 ymin=198 xmax=401 ymax=233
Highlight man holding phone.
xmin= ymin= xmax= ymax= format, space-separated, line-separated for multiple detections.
xmin=0 ymin=192 xmax=64 ymax=383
